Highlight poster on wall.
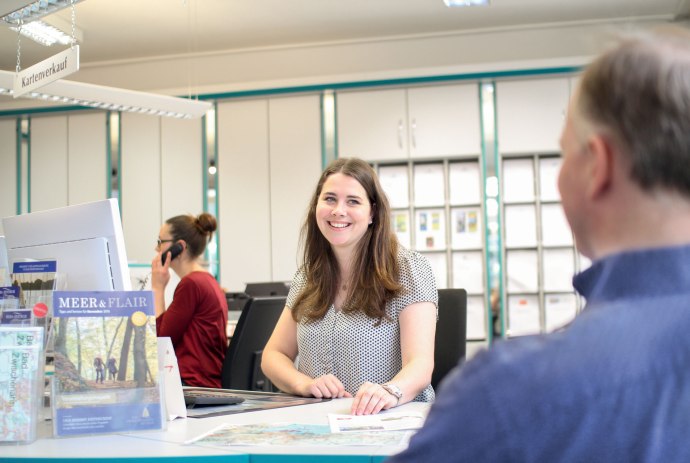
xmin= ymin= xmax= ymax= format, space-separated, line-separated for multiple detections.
xmin=504 ymin=205 xmax=537 ymax=248
xmin=391 ymin=211 xmax=411 ymax=248
xmin=415 ymin=209 xmax=446 ymax=251
xmin=507 ymin=294 xmax=540 ymax=337
xmin=545 ymin=293 xmax=578 ymax=332
xmin=379 ymin=165 xmax=410 ymax=208
xmin=451 ymin=207 xmax=482 ymax=249
xmin=449 ymin=161 xmax=481 ymax=205
xmin=466 ymin=296 xmax=487 ymax=340
xmin=413 ymin=164 xmax=444 ymax=207
xmin=502 ymin=158 xmax=535 ymax=203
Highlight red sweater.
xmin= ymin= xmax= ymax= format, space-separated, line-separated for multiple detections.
xmin=156 ymin=271 xmax=228 ymax=388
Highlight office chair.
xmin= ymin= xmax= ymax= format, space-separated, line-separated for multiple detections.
xmin=432 ymin=288 xmax=467 ymax=390
xmin=221 ymin=296 xmax=286 ymax=391
xmin=244 ymin=282 xmax=289 ymax=297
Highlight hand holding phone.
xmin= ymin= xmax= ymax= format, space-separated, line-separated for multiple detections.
xmin=162 ymin=242 xmax=184 ymax=265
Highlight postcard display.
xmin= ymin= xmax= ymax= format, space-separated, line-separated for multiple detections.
xmin=500 ymin=155 xmax=587 ymax=337
xmin=378 ymin=160 xmax=489 ymax=343
xmin=0 ymin=260 xmax=60 ymax=444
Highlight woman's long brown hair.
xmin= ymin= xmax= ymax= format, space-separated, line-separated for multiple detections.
xmin=291 ymin=158 xmax=402 ymax=323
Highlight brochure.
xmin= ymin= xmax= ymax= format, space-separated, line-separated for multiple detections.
xmin=186 ymin=422 xmax=411 ymax=447
xmin=328 ymin=411 xmax=425 ymax=433
xmin=51 ymin=291 xmax=164 ymax=437
xmin=10 ymin=260 xmax=61 ymax=350
xmin=0 ymin=286 xmax=30 ymax=325
xmin=0 ymin=326 xmax=45 ymax=444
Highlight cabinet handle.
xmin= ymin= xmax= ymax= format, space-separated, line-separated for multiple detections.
xmin=398 ymin=120 xmax=403 ymax=149
xmin=411 ymin=118 xmax=417 ymax=149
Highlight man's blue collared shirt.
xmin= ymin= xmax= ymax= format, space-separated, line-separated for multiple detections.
xmin=388 ymin=245 xmax=690 ymax=462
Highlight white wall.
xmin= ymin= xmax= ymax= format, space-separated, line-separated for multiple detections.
xmin=120 ymin=113 xmax=162 ymax=264
xmin=67 ymin=113 xmax=108 ymax=205
xmin=31 ymin=116 xmax=69 ymax=212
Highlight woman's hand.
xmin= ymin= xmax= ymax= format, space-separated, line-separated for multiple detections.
xmin=298 ymin=374 xmax=352 ymax=399
xmin=351 ymin=382 xmax=397 ymax=415
xmin=151 ymin=251 xmax=171 ymax=291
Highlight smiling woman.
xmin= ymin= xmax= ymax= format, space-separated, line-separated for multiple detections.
xmin=261 ymin=157 xmax=439 ymax=416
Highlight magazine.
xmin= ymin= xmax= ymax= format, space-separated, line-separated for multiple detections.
xmin=0 ymin=326 xmax=45 ymax=444
xmin=51 ymin=291 xmax=164 ymax=437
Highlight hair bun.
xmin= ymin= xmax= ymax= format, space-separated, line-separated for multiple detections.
xmin=196 ymin=212 xmax=217 ymax=234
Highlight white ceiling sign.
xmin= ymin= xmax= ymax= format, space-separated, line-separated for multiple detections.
xmin=14 ymin=45 xmax=79 ymax=98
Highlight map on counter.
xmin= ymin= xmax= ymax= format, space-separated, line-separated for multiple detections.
xmin=186 ymin=422 xmax=411 ymax=447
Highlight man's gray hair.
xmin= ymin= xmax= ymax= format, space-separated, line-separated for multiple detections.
xmin=576 ymin=27 xmax=690 ymax=195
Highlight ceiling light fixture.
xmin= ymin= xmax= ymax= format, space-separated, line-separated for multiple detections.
xmin=10 ymin=20 xmax=76 ymax=46
xmin=1 ymin=0 xmax=86 ymax=25
xmin=0 ymin=69 xmax=212 ymax=119
xmin=443 ymin=0 xmax=490 ymax=7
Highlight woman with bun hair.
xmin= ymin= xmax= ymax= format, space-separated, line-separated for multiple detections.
xmin=152 ymin=212 xmax=228 ymax=388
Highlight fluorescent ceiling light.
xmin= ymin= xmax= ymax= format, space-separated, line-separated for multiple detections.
xmin=1 ymin=0 xmax=86 ymax=26
xmin=444 ymin=0 xmax=490 ymax=7
xmin=10 ymin=20 xmax=76 ymax=46
xmin=0 ymin=69 xmax=212 ymax=119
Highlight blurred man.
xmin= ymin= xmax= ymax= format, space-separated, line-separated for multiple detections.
xmin=388 ymin=27 xmax=690 ymax=462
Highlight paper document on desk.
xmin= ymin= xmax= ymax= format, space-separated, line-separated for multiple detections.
xmin=328 ymin=411 xmax=425 ymax=433
xmin=186 ymin=422 xmax=411 ymax=447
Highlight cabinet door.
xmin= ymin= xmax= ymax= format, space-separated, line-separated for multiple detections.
xmin=408 ymin=84 xmax=481 ymax=159
xmin=269 ymin=95 xmax=322 ymax=282
xmin=496 ymin=78 xmax=570 ymax=154
xmin=336 ymin=88 xmax=408 ymax=161
xmin=217 ymin=99 xmax=272 ymax=291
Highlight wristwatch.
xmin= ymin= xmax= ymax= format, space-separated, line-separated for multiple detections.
xmin=381 ymin=383 xmax=402 ymax=406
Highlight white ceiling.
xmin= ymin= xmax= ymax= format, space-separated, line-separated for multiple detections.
xmin=1 ymin=0 xmax=688 ymax=73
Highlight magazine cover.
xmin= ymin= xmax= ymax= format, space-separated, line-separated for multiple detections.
xmin=51 ymin=291 xmax=164 ymax=437
xmin=0 ymin=326 xmax=45 ymax=444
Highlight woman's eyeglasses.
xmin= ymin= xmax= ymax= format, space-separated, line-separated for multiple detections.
xmin=157 ymin=238 xmax=174 ymax=247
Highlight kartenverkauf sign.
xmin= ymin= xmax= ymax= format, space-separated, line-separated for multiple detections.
xmin=13 ymin=45 xmax=80 ymax=98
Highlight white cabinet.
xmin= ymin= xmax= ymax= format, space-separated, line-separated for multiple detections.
xmin=407 ymin=85 xmax=481 ymax=159
xmin=337 ymin=83 xmax=481 ymax=162
xmin=496 ymin=77 xmax=571 ymax=154
xmin=337 ymin=88 xmax=407 ymax=161
xmin=217 ymin=95 xmax=322 ymax=291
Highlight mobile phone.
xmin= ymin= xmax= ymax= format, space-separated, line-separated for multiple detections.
xmin=162 ymin=242 xmax=183 ymax=265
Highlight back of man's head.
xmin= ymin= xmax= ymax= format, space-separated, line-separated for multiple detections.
xmin=576 ymin=27 xmax=690 ymax=197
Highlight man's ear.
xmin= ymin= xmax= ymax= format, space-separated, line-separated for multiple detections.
xmin=586 ymin=134 xmax=615 ymax=200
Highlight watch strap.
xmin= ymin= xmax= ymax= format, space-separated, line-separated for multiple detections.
xmin=381 ymin=383 xmax=402 ymax=406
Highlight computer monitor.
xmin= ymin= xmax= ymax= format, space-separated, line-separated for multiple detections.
xmin=244 ymin=282 xmax=289 ymax=297
xmin=1 ymin=199 xmax=131 ymax=291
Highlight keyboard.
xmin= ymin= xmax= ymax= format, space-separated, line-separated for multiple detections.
xmin=183 ymin=387 xmax=245 ymax=407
